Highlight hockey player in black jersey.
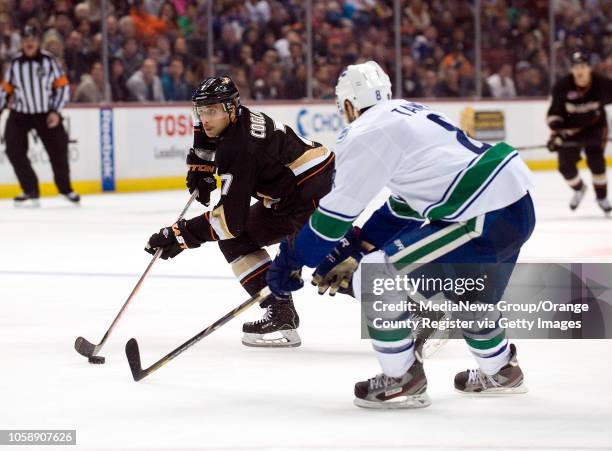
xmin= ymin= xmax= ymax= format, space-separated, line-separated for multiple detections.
xmin=145 ymin=76 xmax=334 ymax=347
xmin=547 ymin=51 xmax=612 ymax=214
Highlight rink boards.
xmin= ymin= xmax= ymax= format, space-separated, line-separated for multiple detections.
xmin=0 ymin=100 xmax=611 ymax=198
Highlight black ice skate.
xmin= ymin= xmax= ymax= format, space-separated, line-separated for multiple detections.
xmin=354 ymin=340 xmax=431 ymax=409
xmin=242 ymin=294 xmax=301 ymax=348
xmin=454 ymin=343 xmax=527 ymax=394
xmin=569 ymin=184 xmax=587 ymax=210
xmin=14 ymin=193 xmax=40 ymax=208
xmin=597 ymin=198 xmax=611 ymax=216
xmin=61 ymin=191 xmax=81 ymax=205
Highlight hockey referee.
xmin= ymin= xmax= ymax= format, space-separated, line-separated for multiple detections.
xmin=547 ymin=51 xmax=612 ymax=214
xmin=0 ymin=24 xmax=79 ymax=207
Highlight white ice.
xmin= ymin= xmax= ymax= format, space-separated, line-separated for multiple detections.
xmin=1 ymin=170 xmax=611 ymax=451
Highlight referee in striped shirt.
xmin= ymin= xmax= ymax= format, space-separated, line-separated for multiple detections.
xmin=0 ymin=24 xmax=79 ymax=206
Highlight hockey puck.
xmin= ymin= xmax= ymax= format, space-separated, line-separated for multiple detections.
xmin=88 ymin=356 xmax=105 ymax=364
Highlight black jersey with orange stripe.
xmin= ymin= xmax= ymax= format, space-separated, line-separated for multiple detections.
xmin=186 ymin=106 xmax=334 ymax=243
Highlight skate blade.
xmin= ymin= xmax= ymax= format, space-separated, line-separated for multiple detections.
xmin=354 ymin=392 xmax=431 ymax=409
xmin=455 ymin=383 xmax=528 ymax=395
xmin=242 ymin=330 xmax=301 ymax=348
xmin=14 ymin=200 xmax=40 ymax=208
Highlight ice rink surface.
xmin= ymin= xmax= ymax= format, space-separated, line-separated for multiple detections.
xmin=1 ymin=170 xmax=611 ymax=451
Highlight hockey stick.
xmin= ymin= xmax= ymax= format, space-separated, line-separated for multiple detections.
xmin=515 ymin=137 xmax=612 ymax=151
xmin=74 ymin=190 xmax=199 ymax=360
xmin=126 ymin=288 xmax=270 ymax=381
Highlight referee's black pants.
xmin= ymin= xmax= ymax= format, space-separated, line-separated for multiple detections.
xmin=5 ymin=111 xmax=73 ymax=196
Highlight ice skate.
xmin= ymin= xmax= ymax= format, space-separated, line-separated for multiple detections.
xmin=454 ymin=343 xmax=527 ymax=394
xmin=569 ymin=184 xmax=586 ymax=210
xmin=354 ymin=340 xmax=431 ymax=409
xmin=61 ymin=191 xmax=81 ymax=205
xmin=597 ymin=198 xmax=611 ymax=216
xmin=14 ymin=193 xmax=40 ymax=208
xmin=242 ymin=294 xmax=301 ymax=348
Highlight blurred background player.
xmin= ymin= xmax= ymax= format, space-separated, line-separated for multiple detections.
xmin=145 ymin=76 xmax=334 ymax=348
xmin=0 ymin=25 xmax=78 ymax=207
xmin=547 ymin=51 xmax=612 ymax=214
xmin=267 ymin=61 xmax=535 ymax=408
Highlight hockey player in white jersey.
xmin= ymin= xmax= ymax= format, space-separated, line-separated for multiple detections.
xmin=266 ymin=61 xmax=536 ymax=408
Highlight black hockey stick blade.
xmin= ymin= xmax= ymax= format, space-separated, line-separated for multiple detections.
xmin=125 ymin=338 xmax=145 ymax=381
xmin=74 ymin=336 xmax=97 ymax=357
xmin=74 ymin=192 xmax=199 ymax=363
xmin=125 ymin=288 xmax=270 ymax=382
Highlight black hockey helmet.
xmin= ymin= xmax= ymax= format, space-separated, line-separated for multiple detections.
xmin=192 ymin=76 xmax=240 ymax=113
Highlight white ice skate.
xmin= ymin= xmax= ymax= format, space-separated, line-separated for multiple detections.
xmin=569 ymin=184 xmax=587 ymax=210
xmin=14 ymin=193 xmax=40 ymax=208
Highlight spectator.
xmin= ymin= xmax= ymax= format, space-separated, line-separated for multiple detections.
xmin=487 ymin=63 xmax=517 ymax=98
xmin=522 ymin=66 xmax=547 ymax=96
xmin=105 ymin=15 xmax=122 ymax=56
xmin=404 ymin=0 xmax=431 ymax=33
xmin=287 ymin=41 xmax=304 ymax=69
xmin=15 ymin=0 xmax=41 ymax=29
xmin=130 ymin=0 xmax=166 ymax=44
xmin=158 ymin=1 xmax=179 ymax=37
xmin=216 ymin=22 xmax=241 ymax=66
xmin=80 ymin=0 xmax=112 ymax=23
xmin=435 ymin=67 xmax=462 ymax=97
xmin=110 ymin=57 xmax=132 ymax=102
xmin=0 ymin=12 xmax=21 ymax=62
xmin=312 ymin=65 xmax=334 ymax=99
xmin=74 ymin=61 xmax=105 ymax=103
xmin=41 ymin=31 xmax=63 ymax=59
xmin=173 ymin=35 xmax=195 ymax=72
xmin=51 ymin=11 xmax=73 ymax=41
xmin=266 ymin=67 xmax=286 ymax=99
xmin=74 ymin=2 xmax=90 ymax=23
xmin=127 ymin=58 xmax=165 ymax=102
xmin=115 ymin=36 xmax=144 ymax=79
xmin=515 ymin=61 xmax=532 ymax=96
xmin=177 ymin=1 xmax=197 ymax=37
xmin=285 ymin=63 xmax=307 ymax=99
xmin=63 ymin=31 xmax=91 ymax=85
xmin=230 ymin=66 xmax=251 ymax=100
xmin=144 ymin=0 xmax=164 ymax=15
xmin=421 ymin=69 xmax=438 ymax=97
xmin=238 ymin=44 xmax=255 ymax=79
xmin=401 ymin=54 xmax=423 ymax=98
xmin=161 ymin=56 xmax=192 ymax=101
xmin=246 ymin=0 xmax=271 ymax=25
xmin=154 ymin=35 xmax=172 ymax=72
xmin=117 ymin=15 xmax=136 ymax=40
xmin=412 ymin=25 xmax=437 ymax=62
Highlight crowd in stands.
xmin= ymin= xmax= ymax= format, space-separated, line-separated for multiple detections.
xmin=0 ymin=0 xmax=610 ymax=102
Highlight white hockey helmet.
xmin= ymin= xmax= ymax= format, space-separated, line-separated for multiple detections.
xmin=335 ymin=61 xmax=392 ymax=116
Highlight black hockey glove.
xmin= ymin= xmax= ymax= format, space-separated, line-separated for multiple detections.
xmin=186 ymin=148 xmax=216 ymax=206
xmin=145 ymin=219 xmax=202 ymax=260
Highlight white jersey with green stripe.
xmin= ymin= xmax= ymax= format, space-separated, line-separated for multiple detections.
xmin=318 ymin=99 xmax=534 ymax=228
